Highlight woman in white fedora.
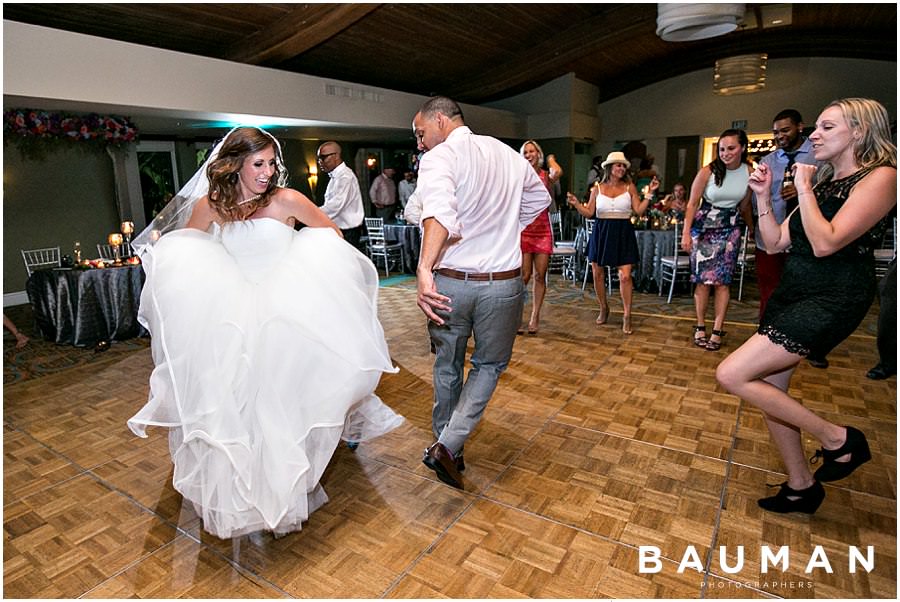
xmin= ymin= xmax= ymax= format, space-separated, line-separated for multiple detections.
xmin=567 ymin=151 xmax=657 ymax=334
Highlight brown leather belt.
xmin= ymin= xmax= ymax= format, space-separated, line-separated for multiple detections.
xmin=435 ymin=267 xmax=521 ymax=281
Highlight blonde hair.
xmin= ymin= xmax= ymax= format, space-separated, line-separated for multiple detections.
xmin=519 ymin=139 xmax=544 ymax=166
xmin=818 ymin=98 xmax=896 ymax=182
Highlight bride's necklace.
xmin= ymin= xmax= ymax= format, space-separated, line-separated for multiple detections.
xmin=237 ymin=193 xmax=262 ymax=206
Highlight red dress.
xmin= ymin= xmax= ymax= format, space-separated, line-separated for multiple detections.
xmin=521 ymin=169 xmax=553 ymax=254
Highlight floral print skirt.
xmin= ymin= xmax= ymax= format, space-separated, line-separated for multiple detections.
xmin=689 ymin=203 xmax=742 ymax=285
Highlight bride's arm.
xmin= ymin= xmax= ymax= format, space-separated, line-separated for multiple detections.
xmin=185 ymin=196 xmax=217 ymax=231
xmin=277 ymin=189 xmax=342 ymax=235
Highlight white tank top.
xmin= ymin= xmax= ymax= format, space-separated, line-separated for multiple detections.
xmin=595 ymin=190 xmax=633 ymax=219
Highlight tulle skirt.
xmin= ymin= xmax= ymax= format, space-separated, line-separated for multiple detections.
xmin=128 ymin=223 xmax=402 ymax=538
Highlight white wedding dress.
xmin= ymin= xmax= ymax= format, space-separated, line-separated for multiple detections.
xmin=128 ymin=218 xmax=402 ymax=538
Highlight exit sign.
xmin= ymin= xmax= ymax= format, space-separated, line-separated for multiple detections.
xmin=732 ymin=119 xmax=748 ymax=129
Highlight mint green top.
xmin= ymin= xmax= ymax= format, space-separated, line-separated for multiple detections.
xmin=704 ymin=166 xmax=749 ymax=209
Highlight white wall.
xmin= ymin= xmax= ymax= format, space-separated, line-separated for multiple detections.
xmin=487 ymin=73 xmax=601 ymax=140
xmin=3 ymin=20 xmax=524 ymax=139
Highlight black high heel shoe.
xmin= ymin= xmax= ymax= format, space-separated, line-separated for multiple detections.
xmin=810 ymin=426 xmax=872 ymax=482
xmin=692 ymin=325 xmax=707 ymax=347
xmin=758 ymin=480 xmax=825 ymax=514
xmin=706 ymin=329 xmax=726 ymax=351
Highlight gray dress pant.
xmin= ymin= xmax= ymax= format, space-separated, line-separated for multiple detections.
xmin=428 ymin=273 xmax=524 ymax=455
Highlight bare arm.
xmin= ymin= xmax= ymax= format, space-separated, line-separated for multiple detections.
xmin=681 ymin=167 xmax=711 ymax=251
xmin=748 ymin=163 xmax=792 ymax=252
xmin=290 ymin=190 xmax=340 ymax=233
xmin=566 ymin=184 xmax=597 ymax=218
xmin=185 ymin=196 xmax=218 ymax=231
xmin=795 ymin=164 xmax=897 ymax=257
xmin=415 ymin=217 xmax=453 ymax=324
xmin=271 ymin=189 xmax=341 ymax=235
xmin=546 ymin=154 xmax=563 ymax=184
xmin=738 ymin=169 xmax=754 ymax=237
xmin=630 ymin=177 xmax=657 ymax=216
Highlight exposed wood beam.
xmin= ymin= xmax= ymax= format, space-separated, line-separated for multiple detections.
xmin=228 ymin=3 xmax=381 ymax=65
xmin=448 ymin=6 xmax=655 ymax=102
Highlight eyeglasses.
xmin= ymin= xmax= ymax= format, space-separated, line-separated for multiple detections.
xmin=316 ymin=152 xmax=337 ymax=160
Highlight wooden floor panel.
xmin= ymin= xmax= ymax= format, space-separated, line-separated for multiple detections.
xmin=3 ymin=276 xmax=894 ymax=598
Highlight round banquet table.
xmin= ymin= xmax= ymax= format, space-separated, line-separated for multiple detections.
xmin=26 ymin=265 xmax=147 ymax=347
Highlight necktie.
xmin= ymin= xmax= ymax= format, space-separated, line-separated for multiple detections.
xmin=783 ymin=150 xmax=800 ymax=213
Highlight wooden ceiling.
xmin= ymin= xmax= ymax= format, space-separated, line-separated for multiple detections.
xmin=4 ymin=3 xmax=896 ymax=105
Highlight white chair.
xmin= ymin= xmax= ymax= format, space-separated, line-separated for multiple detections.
xmin=875 ymin=217 xmax=896 ymax=279
xmin=549 ymin=212 xmax=577 ymax=280
xmin=21 ymin=247 xmax=61 ymax=277
xmin=97 ymin=243 xmax=118 ymax=261
xmin=736 ymin=225 xmax=756 ymax=301
xmin=658 ymin=222 xmax=692 ymax=303
xmin=364 ymin=217 xmax=405 ymax=277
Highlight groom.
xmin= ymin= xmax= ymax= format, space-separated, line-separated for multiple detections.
xmin=412 ymin=96 xmax=550 ymax=489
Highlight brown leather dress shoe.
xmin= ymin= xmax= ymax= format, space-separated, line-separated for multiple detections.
xmin=423 ymin=442 xmax=463 ymax=489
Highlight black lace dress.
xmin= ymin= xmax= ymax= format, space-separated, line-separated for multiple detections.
xmin=759 ymin=168 xmax=887 ymax=357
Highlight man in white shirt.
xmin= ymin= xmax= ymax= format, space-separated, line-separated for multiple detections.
xmin=404 ymin=190 xmax=422 ymax=226
xmin=317 ymin=141 xmax=365 ymax=250
xmin=398 ymin=170 xmax=417 ymax=209
xmin=413 ymin=96 xmax=550 ymax=489
xmin=369 ymin=166 xmax=397 ymax=220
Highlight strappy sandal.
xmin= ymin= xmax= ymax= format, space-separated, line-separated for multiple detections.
xmin=706 ymin=329 xmax=726 ymax=351
xmin=692 ymin=325 xmax=707 ymax=347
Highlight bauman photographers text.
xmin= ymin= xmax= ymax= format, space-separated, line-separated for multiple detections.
xmin=639 ymin=545 xmax=875 ymax=574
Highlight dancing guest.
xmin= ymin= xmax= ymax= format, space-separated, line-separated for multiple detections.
xmin=717 ymin=98 xmax=896 ymax=513
xmin=128 ymin=127 xmax=402 ymax=538
xmin=567 ymin=151 xmax=656 ymax=335
xmin=317 ymin=141 xmax=366 ymax=251
xmin=414 ymin=96 xmax=550 ymax=489
xmin=754 ymin=109 xmax=819 ymax=320
xmin=681 ymin=129 xmax=753 ymax=351
xmin=518 ymin=140 xmax=563 ymax=335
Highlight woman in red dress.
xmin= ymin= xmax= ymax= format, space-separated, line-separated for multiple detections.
xmin=519 ymin=140 xmax=562 ymax=335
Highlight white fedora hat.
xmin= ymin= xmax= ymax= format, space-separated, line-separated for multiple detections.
xmin=601 ymin=151 xmax=630 ymax=169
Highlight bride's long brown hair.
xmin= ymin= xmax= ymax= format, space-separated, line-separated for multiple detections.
xmin=206 ymin=127 xmax=288 ymax=221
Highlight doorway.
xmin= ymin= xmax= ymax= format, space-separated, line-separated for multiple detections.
xmin=137 ymin=141 xmax=180 ymax=223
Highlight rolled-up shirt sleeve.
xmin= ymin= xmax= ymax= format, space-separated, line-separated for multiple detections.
xmin=418 ymin=149 xmax=462 ymax=239
xmin=519 ymin=165 xmax=552 ymax=229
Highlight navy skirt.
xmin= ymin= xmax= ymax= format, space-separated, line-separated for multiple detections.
xmin=587 ymin=219 xmax=639 ymax=267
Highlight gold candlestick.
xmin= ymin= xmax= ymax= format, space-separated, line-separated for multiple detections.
xmin=108 ymin=233 xmax=124 ymax=263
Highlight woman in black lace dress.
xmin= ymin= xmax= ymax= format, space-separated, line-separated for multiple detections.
xmin=716 ymin=98 xmax=896 ymax=514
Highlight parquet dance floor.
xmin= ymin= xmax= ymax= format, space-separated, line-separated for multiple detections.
xmin=3 ymin=276 xmax=895 ymax=598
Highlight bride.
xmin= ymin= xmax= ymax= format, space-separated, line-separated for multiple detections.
xmin=127 ymin=127 xmax=402 ymax=539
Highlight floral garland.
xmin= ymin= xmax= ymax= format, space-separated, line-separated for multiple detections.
xmin=3 ymin=108 xmax=139 ymax=160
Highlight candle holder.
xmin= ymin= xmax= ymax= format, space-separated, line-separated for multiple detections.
xmin=120 ymin=222 xmax=134 ymax=257
xmin=108 ymin=233 xmax=124 ymax=264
